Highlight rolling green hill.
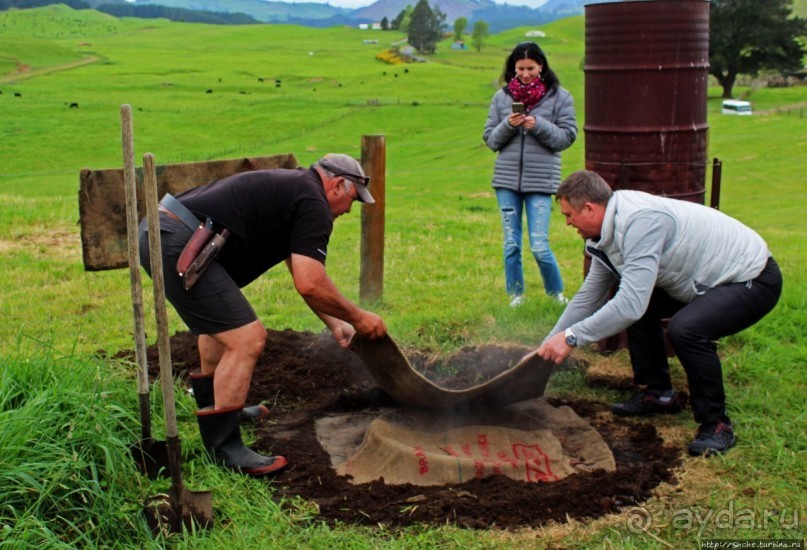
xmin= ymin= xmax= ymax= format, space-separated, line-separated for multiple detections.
xmin=0 ymin=3 xmax=129 ymax=38
xmin=0 ymin=35 xmax=85 ymax=75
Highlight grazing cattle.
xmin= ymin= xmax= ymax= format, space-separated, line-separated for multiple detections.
xmin=69 ymin=102 xmax=79 ymax=108
xmin=258 ymin=78 xmax=264 ymax=82
xmin=14 ymin=92 xmax=22 ymax=97
xmin=206 ymin=89 xmax=213 ymax=93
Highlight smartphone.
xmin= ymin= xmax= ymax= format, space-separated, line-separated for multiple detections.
xmin=512 ymin=102 xmax=525 ymax=114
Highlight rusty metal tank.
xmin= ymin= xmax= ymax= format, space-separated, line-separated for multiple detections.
xmin=584 ymin=0 xmax=710 ymax=203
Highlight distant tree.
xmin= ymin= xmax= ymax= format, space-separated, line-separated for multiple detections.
xmin=471 ymin=20 xmax=489 ymax=52
xmin=391 ymin=6 xmax=413 ymax=31
xmin=403 ymin=5 xmax=415 ymax=33
xmin=710 ymin=0 xmax=806 ymax=98
xmin=408 ymin=0 xmax=445 ymax=55
xmin=391 ymin=9 xmax=405 ymax=30
xmin=453 ymin=16 xmax=467 ymax=42
xmin=380 ymin=16 xmax=389 ymax=30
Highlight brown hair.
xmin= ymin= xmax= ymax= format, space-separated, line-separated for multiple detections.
xmin=501 ymin=42 xmax=559 ymax=90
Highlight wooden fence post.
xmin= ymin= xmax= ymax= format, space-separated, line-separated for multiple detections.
xmin=359 ymin=135 xmax=385 ymax=303
xmin=710 ymin=157 xmax=722 ymax=210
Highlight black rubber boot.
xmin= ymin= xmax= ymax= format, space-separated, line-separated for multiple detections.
xmin=189 ymin=370 xmax=270 ymax=423
xmin=196 ymin=406 xmax=288 ymax=476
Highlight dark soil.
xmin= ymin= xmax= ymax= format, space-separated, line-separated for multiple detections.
xmin=136 ymin=328 xmax=681 ymax=530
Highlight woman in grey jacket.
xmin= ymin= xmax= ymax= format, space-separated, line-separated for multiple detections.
xmin=483 ymin=42 xmax=578 ymax=307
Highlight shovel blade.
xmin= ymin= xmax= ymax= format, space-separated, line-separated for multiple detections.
xmin=130 ymin=438 xmax=170 ymax=480
xmin=143 ymin=487 xmax=213 ymax=535
xmin=178 ymin=486 xmax=214 ymax=529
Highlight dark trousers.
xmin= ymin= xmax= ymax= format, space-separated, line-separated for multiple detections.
xmin=627 ymin=257 xmax=782 ymax=425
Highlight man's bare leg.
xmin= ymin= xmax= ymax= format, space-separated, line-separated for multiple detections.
xmin=196 ymin=320 xmax=266 ymax=409
xmin=192 ymin=320 xmax=285 ymax=475
xmin=198 ymin=334 xmax=224 ymax=376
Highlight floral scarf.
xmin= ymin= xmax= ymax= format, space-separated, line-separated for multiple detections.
xmin=507 ymin=77 xmax=547 ymax=112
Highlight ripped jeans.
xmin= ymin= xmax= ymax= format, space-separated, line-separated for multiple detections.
xmin=495 ymin=188 xmax=564 ymax=297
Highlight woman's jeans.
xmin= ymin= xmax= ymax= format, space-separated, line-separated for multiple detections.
xmin=495 ymin=188 xmax=563 ymax=297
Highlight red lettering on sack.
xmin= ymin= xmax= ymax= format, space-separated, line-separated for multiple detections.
xmin=413 ymin=446 xmax=429 ymax=475
xmin=497 ymin=450 xmax=519 ymax=470
xmin=512 ymin=443 xmax=558 ymax=482
xmin=477 ymin=433 xmax=490 ymax=458
xmin=474 ymin=460 xmax=485 ymax=479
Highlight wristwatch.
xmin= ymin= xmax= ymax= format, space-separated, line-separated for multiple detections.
xmin=565 ymin=328 xmax=578 ymax=347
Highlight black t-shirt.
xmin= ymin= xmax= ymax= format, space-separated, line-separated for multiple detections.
xmin=177 ymin=167 xmax=333 ymax=287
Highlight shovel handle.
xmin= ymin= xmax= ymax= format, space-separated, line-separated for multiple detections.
xmin=121 ymin=105 xmax=151 ymax=403
xmin=142 ymin=155 xmax=209 ymax=521
xmin=143 ymin=153 xmax=179 ymax=440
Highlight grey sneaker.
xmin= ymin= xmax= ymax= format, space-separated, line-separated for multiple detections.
xmin=688 ymin=421 xmax=736 ymax=456
xmin=611 ymin=388 xmax=684 ymax=416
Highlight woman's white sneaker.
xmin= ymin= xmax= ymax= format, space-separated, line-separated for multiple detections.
xmin=509 ymin=295 xmax=526 ymax=308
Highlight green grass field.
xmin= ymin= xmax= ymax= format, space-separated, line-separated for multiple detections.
xmin=0 ymin=5 xmax=805 ymax=547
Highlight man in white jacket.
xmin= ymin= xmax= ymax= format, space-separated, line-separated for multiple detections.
xmin=537 ymin=170 xmax=782 ymax=456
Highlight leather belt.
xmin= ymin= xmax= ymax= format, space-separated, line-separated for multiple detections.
xmin=158 ymin=205 xmax=183 ymax=224
xmin=158 ymin=193 xmax=202 ymax=231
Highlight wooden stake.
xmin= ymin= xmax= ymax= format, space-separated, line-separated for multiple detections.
xmin=359 ymin=135 xmax=385 ymax=303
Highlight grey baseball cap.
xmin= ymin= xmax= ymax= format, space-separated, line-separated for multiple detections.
xmin=317 ymin=154 xmax=374 ymax=204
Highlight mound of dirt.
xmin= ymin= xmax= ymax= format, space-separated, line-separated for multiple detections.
xmin=134 ymin=328 xmax=681 ymax=529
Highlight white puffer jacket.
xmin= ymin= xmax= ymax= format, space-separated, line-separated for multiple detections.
xmin=594 ymin=191 xmax=771 ymax=303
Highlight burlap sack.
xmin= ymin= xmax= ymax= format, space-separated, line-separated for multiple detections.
xmin=317 ymin=398 xmax=615 ymax=486
xmin=350 ymin=334 xmax=553 ymax=408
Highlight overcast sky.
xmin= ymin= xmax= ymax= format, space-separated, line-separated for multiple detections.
xmin=325 ymin=0 xmax=550 ymax=10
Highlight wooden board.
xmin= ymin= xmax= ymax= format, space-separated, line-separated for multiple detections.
xmin=78 ymin=154 xmax=298 ymax=271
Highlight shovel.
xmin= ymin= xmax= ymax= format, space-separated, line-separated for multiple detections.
xmin=141 ymin=152 xmax=213 ymax=533
xmin=121 ymin=104 xmax=170 ymax=479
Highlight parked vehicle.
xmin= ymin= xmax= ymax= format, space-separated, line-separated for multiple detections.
xmin=721 ymin=99 xmax=753 ymax=115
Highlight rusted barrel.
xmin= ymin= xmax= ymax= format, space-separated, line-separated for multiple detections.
xmin=584 ymin=0 xmax=710 ymax=204
xmin=583 ymin=0 xmax=710 ymax=355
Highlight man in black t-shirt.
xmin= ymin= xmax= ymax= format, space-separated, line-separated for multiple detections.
xmin=139 ymin=153 xmax=387 ymax=476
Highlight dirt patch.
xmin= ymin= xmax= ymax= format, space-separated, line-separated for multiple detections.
xmin=132 ymin=329 xmax=681 ymax=529
xmin=0 ymin=227 xmax=79 ymax=260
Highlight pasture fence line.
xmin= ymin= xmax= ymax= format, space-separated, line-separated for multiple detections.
xmin=774 ymin=107 xmax=804 ymax=118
